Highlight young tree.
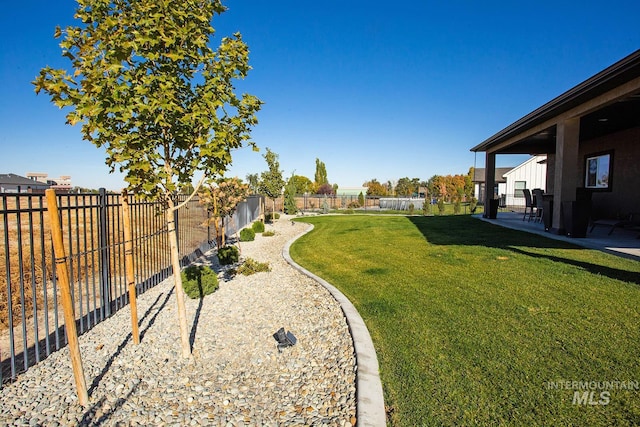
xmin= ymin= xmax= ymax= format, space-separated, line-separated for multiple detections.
xmin=199 ymin=177 xmax=250 ymax=248
xmin=33 ymin=0 xmax=261 ymax=358
xmin=258 ymin=148 xmax=285 ymax=215
xmin=284 ymin=173 xmax=298 ymax=214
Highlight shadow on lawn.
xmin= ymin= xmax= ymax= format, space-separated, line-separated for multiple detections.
xmin=407 ymin=216 xmax=640 ymax=286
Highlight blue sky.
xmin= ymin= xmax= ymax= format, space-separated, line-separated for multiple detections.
xmin=1 ymin=1 xmax=639 ymax=190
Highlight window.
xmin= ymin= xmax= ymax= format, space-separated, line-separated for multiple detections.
xmin=514 ymin=181 xmax=526 ymax=198
xmin=585 ymin=151 xmax=613 ymax=190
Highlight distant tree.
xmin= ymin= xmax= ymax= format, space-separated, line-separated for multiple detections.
xmin=199 ymin=177 xmax=250 ymax=248
xmin=179 ymin=182 xmax=195 ymax=195
xmin=426 ymin=175 xmax=438 ymax=199
xmin=245 ymin=173 xmax=260 ymax=194
xmin=358 ymin=191 xmax=365 ymax=207
xmin=291 ymin=175 xmax=313 ymax=194
xmin=314 ymin=158 xmax=328 ymax=189
xmin=428 ymin=175 xmax=448 ymax=201
xmin=284 ymin=173 xmax=298 ymax=214
xmin=395 ymin=177 xmax=420 ymax=197
xmin=317 ymin=183 xmax=334 ymax=195
xmin=33 ymin=0 xmax=261 ymax=358
xmin=465 ymin=167 xmax=475 ymax=200
xmin=72 ymin=186 xmax=99 ymax=194
xmin=386 ymin=180 xmax=396 ymax=196
xmin=258 ymin=148 xmax=285 ymax=214
xmin=364 ymin=179 xmax=388 ymax=196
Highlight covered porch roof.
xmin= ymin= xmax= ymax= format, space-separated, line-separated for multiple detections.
xmin=470 ymin=49 xmax=640 ymax=236
xmin=471 ymin=49 xmax=640 ymax=156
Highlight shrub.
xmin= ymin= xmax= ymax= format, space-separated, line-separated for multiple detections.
xmin=344 ymin=209 xmax=355 ymax=214
xmin=262 ymin=230 xmax=275 ymax=237
xmin=437 ymin=199 xmax=445 ymax=215
xmin=217 ymin=245 xmax=239 ymax=265
xmin=321 ymin=198 xmax=329 ymax=214
xmin=237 ymin=258 xmax=271 ymax=275
xmin=265 ymin=212 xmax=280 ymax=222
xmin=469 ymin=197 xmax=478 ymax=213
xmin=181 ymin=265 xmax=219 ymax=299
xmin=252 ymin=221 xmax=265 ymax=233
xmin=453 ymin=200 xmax=461 ymax=214
xmin=408 ymin=203 xmax=415 ymax=215
xmin=347 ymin=201 xmax=360 ymax=209
xmin=422 ymin=200 xmax=432 ymax=216
xmin=239 ymin=227 xmax=255 ymax=241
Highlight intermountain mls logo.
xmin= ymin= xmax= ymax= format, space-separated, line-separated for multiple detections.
xmin=546 ymin=380 xmax=640 ymax=406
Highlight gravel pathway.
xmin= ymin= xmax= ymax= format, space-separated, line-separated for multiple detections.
xmin=0 ymin=217 xmax=357 ymax=426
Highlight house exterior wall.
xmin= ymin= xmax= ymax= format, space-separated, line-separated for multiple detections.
xmin=578 ymin=126 xmax=640 ymax=219
xmin=502 ymin=155 xmax=547 ymax=207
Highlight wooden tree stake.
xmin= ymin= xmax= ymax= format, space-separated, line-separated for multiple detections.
xmin=45 ymin=189 xmax=89 ymax=407
xmin=121 ymin=190 xmax=140 ymax=344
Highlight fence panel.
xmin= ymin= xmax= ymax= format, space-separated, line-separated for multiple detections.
xmin=0 ymin=191 xmax=262 ymax=384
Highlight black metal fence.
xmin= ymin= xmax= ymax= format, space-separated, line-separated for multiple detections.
xmin=0 ymin=190 xmax=262 ymax=384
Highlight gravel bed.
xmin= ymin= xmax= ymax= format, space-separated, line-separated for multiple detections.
xmin=0 ymin=216 xmax=357 ymax=426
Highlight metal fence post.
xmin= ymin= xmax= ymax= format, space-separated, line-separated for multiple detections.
xmin=173 ymin=204 xmax=180 ymax=256
xmin=98 ymin=188 xmax=112 ymax=317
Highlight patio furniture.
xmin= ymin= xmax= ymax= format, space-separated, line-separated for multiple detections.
xmin=523 ymin=189 xmax=535 ymax=221
xmin=532 ymin=189 xmax=544 ymax=223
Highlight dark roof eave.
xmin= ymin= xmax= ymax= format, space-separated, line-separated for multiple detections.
xmin=471 ymin=49 xmax=640 ymax=153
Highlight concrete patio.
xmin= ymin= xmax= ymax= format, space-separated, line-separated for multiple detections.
xmin=477 ymin=209 xmax=640 ymax=261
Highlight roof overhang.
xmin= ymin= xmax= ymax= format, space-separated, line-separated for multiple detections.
xmin=471 ymin=49 xmax=640 ymax=154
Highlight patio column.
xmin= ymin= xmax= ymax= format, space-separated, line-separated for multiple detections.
xmin=483 ymin=152 xmax=496 ymax=218
xmin=551 ymin=118 xmax=580 ymax=234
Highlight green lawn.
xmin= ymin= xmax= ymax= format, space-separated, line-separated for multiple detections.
xmin=289 ymin=215 xmax=640 ymax=426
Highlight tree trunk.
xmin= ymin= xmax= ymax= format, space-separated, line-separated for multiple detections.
xmin=166 ymin=198 xmax=191 ymax=358
xmin=221 ymin=216 xmax=226 ymax=247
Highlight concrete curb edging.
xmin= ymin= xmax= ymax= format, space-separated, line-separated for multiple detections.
xmin=283 ymin=224 xmax=387 ymax=427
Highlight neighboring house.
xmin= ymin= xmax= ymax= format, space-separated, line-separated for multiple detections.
xmin=0 ymin=173 xmax=50 ymax=193
xmin=472 ymin=167 xmax=513 ymax=204
xmin=26 ymin=172 xmax=72 ymax=192
xmin=472 ymin=49 xmax=640 ymax=234
xmin=503 ymin=155 xmax=547 ymax=207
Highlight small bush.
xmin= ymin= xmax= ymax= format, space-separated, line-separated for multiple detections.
xmin=469 ymin=197 xmax=478 ymax=213
xmin=262 ymin=230 xmax=275 ymax=237
xmin=408 ymin=203 xmax=415 ymax=215
xmin=217 ymin=245 xmax=239 ymax=265
xmin=453 ymin=200 xmax=461 ymax=214
xmin=422 ymin=201 xmax=432 ymax=216
xmin=321 ymin=199 xmax=329 ymax=214
xmin=265 ymin=212 xmax=281 ymax=222
xmin=181 ymin=265 xmax=219 ymax=299
xmin=344 ymin=209 xmax=355 ymax=214
xmin=437 ymin=199 xmax=445 ymax=215
xmin=252 ymin=221 xmax=265 ymax=233
xmin=237 ymin=258 xmax=271 ymax=276
xmin=347 ymin=201 xmax=360 ymax=209
xmin=239 ymin=228 xmax=255 ymax=241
